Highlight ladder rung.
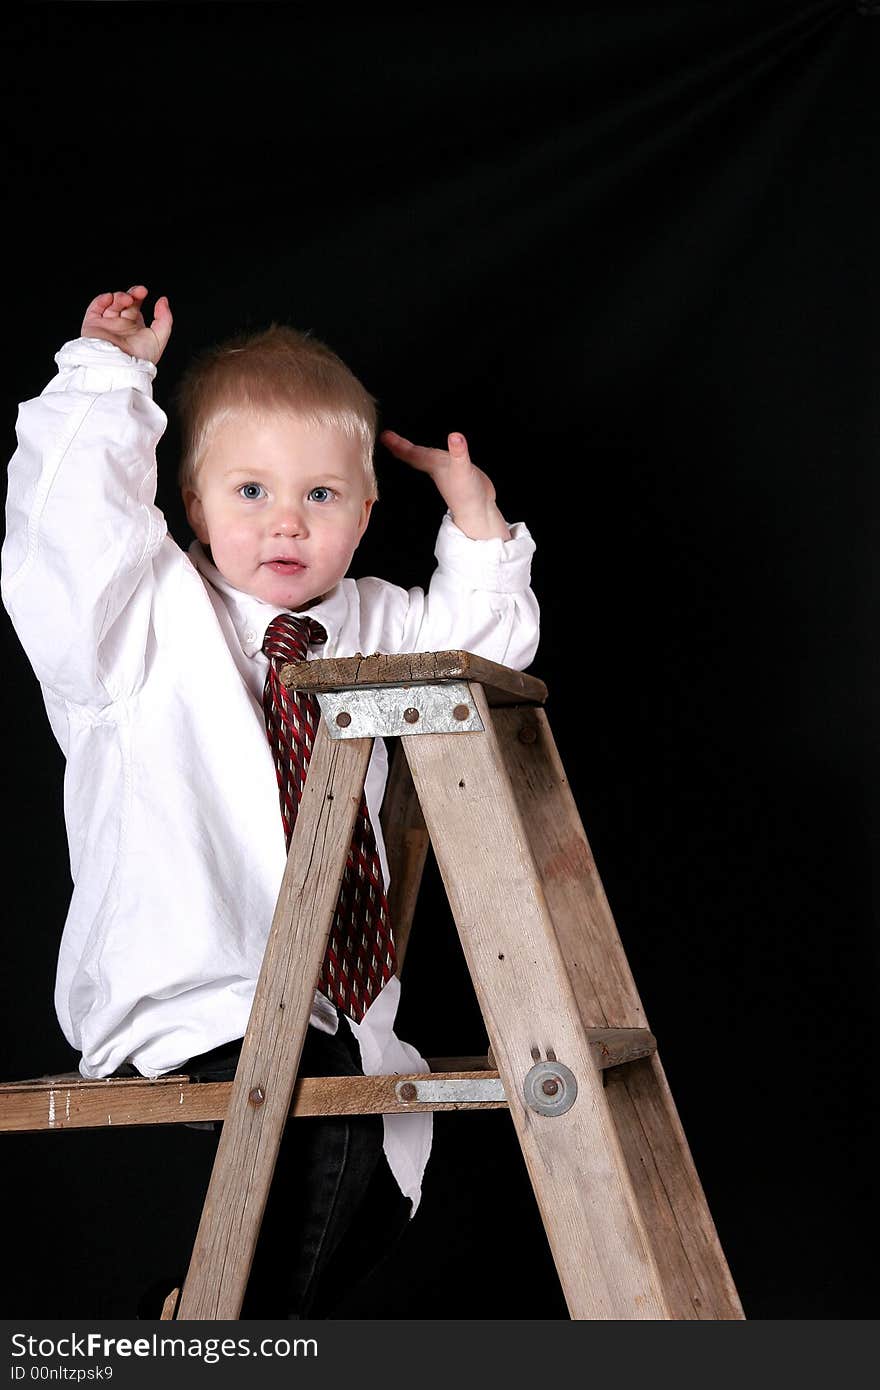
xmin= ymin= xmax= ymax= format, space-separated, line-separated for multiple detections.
xmin=0 ymin=1031 xmax=657 ymax=1134
xmin=435 ymin=1028 xmax=657 ymax=1074
xmin=0 ymin=1069 xmax=504 ymax=1131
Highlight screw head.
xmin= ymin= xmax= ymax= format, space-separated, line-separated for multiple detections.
xmin=399 ymin=1082 xmax=418 ymax=1102
xmin=403 ymin=707 xmax=420 ymax=724
xmin=248 ymin=1086 xmax=266 ymax=1106
xmin=335 ymin=711 xmax=352 ymax=728
xmin=518 ymin=723 xmax=538 ymax=745
xmin=452 ymin=703 xmax=470 ymax=721
xmin=541 ymin=1078 xmax=560 ymax=1097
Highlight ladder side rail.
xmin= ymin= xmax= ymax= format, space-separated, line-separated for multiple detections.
xmin=604 ymin=1057 xmax=745 ymax=1319
xmin=176 ymin=724 xmax=373 ymax=1321
xmin=495 ymin=705 xmax=744 ymax=1319
xmin=494 ymin=706 xmax=646 ymax=1028
xmin=402 ymin=681 xmax=671 ymax=1320
xmin=379 ymin=740 xmax=430 ymax=973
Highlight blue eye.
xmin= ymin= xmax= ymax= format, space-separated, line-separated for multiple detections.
xmin=238 ymin=483 xmax=265 ymax=500
xmin=309 ymin=487 xmax=333 ymax=503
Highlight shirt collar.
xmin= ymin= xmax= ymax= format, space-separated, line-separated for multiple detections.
xmin=188 ymin=541 xmax=347 ymax=657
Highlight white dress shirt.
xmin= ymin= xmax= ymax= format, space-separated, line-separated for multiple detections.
xmin=1 ymin=336 xmax=540 ymax=1212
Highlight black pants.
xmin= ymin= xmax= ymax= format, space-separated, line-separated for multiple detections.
xmin=115 ymin=1021 xmax=413 ymax=1318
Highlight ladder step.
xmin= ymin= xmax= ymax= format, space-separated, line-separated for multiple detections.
xmin=279 ymin=649 xmax=549 ymax=707
xmin=0 ymin=1030 xmax=656 ymax=1133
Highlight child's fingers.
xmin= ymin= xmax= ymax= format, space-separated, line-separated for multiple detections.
xmin=381 ymin=429 xmax=475 ymax=478
xmin=447 ymin=432 xmax=471 ymax=464
xmin=83 ymin=286 xmax=148 ymax=324
xmin=379 ymin=429 xmax=415 ymax=457
xmin=94 ymin=286 xmax=148 ymax=323
xmin=119 ymin=286 xmax=149 ymax=318
xmin=381 ymin=430 xmax=425 ymax=468
xmin=102 ymin=289 xmax=140 ymax=321
xmin=380 ymin=430 xmax=445 ymax=473
xmin=82 ymin=291 xmax=115 ymax=322
xmin=80 ymin=284 xmax=170 ymax=362
xmin=149 ymin=296 xmax=174 ymax=353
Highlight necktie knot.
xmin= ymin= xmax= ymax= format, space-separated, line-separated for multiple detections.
xmin=262 ymin=613 xmax=327 ymax=666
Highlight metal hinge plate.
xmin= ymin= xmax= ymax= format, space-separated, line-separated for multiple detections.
xmin=317 ymin=682 xmax=484 ymax=739
xmin=395 ymin=1076 xmax=506 ymax=1105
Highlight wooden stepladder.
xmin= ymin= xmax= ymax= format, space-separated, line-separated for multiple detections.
xmin=163 ymin=650 xmax=743 ymax=1321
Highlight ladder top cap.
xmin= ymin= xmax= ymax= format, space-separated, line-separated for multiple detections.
xmin=279 ymin=649 xmax=548 ymax=706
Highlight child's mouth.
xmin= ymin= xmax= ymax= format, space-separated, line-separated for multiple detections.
xmin=265 ymin=560 xmax=306 ymax=574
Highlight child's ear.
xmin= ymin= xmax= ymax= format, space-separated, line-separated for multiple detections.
xmin=356 ymin=495 xmax=375 ymax=541
xmin=183 ymin=488 xmax=209 ymax=544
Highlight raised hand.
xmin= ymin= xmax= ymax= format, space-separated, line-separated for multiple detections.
xmin=380 ymin=429 xmax=511 ymax=540
xmin=81 ymin=285 xmax=173 ymax=365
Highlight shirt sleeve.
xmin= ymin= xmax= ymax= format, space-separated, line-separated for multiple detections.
xmin=355 ymin=512 xmax=540 ymax=670
xmin=1 ymin=337 xmax=168 ymax=706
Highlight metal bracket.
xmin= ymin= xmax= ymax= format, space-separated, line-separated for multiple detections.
xmin=317 ymin=681 xmax=484 ymax=739
xmin=395 ymin=1076 xmax=505 ymax=1105
xmin=522 ymin=1061 xmax=578 ymax=1116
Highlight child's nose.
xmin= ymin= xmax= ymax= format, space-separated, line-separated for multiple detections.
xmin=272 ymin=504 xmax=307 ymax=537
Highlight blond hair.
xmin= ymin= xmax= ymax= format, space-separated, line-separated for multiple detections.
xmin=174 ymin=323 xmax=378 ymax=496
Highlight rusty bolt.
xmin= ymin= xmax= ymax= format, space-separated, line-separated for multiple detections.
xmin=452 ymin=703 xmax=470 ymax=721
xmin=541 ymin=1077 xmax=560 ymax=1097
xmin=248 ymin=1086 xmax=266 ymax=1106
xmin=399 ymin=1082 xmax=418 ymax=1102
xmin=403 ymin=707 xmax=420 ymax=724
xmin=518 ymin=723 xmax=537 ymax=745
xmin=335 ymin=711 xmax=352 ymax=728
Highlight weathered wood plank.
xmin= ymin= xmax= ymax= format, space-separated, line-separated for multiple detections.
xmin=279 ymin=650 xmax=548 ymax=707
xmin=605 ymin=1057 xmax=745 ymax=1319
xmin=402 ymin=684 xmax=670 ymax=1320
xmin=177 ymin=723 xmax=372 ymax=1322
xmin=494 ymin=704 xmax=743 ymax=1320
xmin=0 ymin=1071 xmax=506 ymax=1130
xmin=494 ymin=705 xmax=646 ymax=1028
xmin=587 ymin=1028 xmax=657 ymax=1068
xmin=0 ymin=1035 xmax=657 ymax=1132
xmin=379 ymin=741 xmax=430 ymax=972
xmin=160 ymin=1287 xmax=180 ymax=1320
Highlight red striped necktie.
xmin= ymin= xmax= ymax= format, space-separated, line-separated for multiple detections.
xmin=261 ymin=612 xmax=396 ymax=1024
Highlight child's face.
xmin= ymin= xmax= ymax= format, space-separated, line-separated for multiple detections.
xmin=183 ymin=410 xmax=374 ymax=610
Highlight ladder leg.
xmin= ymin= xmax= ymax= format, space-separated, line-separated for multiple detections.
xmin=494 ymin=705 xmax=744 ymax=1319
xmin=379 ymin=740 xmax=430 ymax=973
xmin=493 ymin=706 xmax=645 ymax=1028
xmin=402 ymin=685 xmax=671 ymax=1319
xmin=604 ymin=1055 xmax=744 ymax=1319
xmin=176 ymin=723 xmax=373 ymax=1320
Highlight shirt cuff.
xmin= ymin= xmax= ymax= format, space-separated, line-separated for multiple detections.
xmin=54 ymin=337 xmax=158 ymax=389
xmin=433 ymin=511 xmax=536 ymax=593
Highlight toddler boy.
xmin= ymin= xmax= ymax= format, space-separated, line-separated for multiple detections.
xmin=1 ymin=285 xmax=539 ymax=1315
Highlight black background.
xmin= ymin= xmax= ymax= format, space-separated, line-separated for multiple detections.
xmin=0 ymin=2 xmax=877 ymax=1319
